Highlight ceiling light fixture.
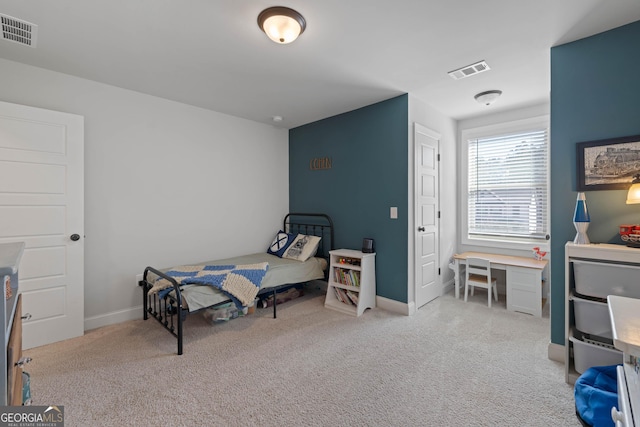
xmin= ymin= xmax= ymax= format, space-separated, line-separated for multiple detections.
xmin=474 ymin=90 xmax=502 ymax=106
xmin=258 ymin=6 xmax=306 ymax=44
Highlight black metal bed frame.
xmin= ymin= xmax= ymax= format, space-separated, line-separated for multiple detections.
xmin=139 ymin=213 xmax=334 ymax=355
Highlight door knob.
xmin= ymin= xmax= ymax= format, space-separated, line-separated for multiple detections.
xmin=70 ymin=234 xmax=81 ymax=241
xmin=418 ymin=226 xmax=425 ymax=232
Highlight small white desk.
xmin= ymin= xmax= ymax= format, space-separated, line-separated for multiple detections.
xmin=453 ymin=252 xmax=548 ymax=317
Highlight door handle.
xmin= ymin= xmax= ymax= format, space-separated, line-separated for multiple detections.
xmin=418 ymin=226 xmax=425 ymax=232
xmin=70 ymin=234 xmax=81 ymax=241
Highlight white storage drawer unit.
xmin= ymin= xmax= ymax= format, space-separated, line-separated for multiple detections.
xmin=565 ymin=243 xmax=640 ymax=384
xmin=573 ymin=259 xmax=640 ymax=299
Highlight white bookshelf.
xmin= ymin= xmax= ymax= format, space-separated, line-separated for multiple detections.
xmin=325 ymin=249 xmax=375 ymax=316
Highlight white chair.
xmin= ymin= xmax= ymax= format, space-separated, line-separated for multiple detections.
xmin=464 ymin=257 xmax=498 ymax=307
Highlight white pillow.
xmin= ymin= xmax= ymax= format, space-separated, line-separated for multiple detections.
xmin=283 ymin=234 xmax=321 ymax=262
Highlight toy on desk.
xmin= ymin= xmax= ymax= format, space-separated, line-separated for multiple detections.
xmin=532 ymin=247 xmax=546 ymax=260
xmin=619 ymin=224 xmax=640 ymax=247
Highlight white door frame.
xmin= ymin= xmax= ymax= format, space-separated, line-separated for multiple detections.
xmin=414 ymin=123 xmax=441 ymax=309
xmin=0 ymin=100 xmax=84 ymax=349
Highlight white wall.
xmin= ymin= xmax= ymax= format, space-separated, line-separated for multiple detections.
xmin=0 ymin=59 xmax=289 ymax=329
xmin=407 ymin=95 xmax=457 ymax=310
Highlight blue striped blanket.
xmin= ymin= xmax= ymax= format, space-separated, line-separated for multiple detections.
xmin=153 ymin=262 xmax=269 ymax=308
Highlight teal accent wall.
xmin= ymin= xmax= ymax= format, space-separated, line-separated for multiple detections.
xmin=289 ymin=95 xmax=409 ymax=302
xmin=550 ymin=21 xmax=640 ymax=345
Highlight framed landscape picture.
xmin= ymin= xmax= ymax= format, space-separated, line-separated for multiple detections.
xmin=576 ymin=135 xmax=640 ymax=191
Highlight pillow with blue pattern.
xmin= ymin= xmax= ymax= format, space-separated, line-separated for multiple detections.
xmin=267 ymin=230 xmax=296 ymax=257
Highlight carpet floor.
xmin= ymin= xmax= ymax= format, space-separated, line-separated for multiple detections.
xmin=23 ymin=284 xmax=579 ymax=426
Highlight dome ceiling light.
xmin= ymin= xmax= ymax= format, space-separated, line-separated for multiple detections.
xmin=474 ymin=90 xmax=502 ymax=106
xmin=257 ymin=6 xmax=306 ymax=44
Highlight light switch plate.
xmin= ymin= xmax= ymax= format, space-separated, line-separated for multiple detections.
xmin=390 ymin=207 xmax=398 ymax=219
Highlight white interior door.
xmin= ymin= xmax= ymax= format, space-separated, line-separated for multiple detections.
xmin=0 ymin=100 xmax=84 ymax=349
xmin=414 ymin=123 xmax=440 ymax=308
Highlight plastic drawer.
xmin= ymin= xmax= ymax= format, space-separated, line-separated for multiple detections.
xmin=572 ymin=259 xmax=640 ymax=299
xmin=572 ymin=294 xmax=612 ymax=339
xmin=569 ymin=334 xmax=623 ymax=374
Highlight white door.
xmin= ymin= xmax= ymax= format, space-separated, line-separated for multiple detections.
xmin=414 ymin=123 xmax=440 ymax=308
xmin=0 ymin=100 xmax=84 ymax=349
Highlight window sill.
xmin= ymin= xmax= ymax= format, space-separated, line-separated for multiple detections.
xmin=462 ymin=235 xmax=550 ymax=254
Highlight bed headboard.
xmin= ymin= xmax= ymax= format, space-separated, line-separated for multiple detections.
xmin=283 ymin=213 xmax=334 ymax=261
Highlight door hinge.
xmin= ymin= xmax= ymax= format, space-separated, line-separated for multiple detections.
xmin=437 ymin=153 xmax=440 ymax=161
xmin=438 ymin=268 xmax=441 ymax=275
xmin=438 ymin=211 xmax=441 ymax=219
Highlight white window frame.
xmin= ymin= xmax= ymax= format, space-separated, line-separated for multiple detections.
xmin=460 ymin=115 xmax=550 ymax=251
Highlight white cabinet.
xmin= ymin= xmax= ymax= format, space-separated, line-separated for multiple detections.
xmin=325 ymin=249 xmax=375 ymax=317
xmin=506 ymin=266 xmax=544 ymax=317
xmin=608 ymin=296 xmax=640 ymax=426
xmin=0 ymin=242 xmax=25 ymax=405
xmin=565 ymin=242 xmax=640 ymax=384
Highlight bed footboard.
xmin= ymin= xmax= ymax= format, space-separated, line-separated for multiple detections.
xmin=140 ymin=268 xmax=290 ymax=355
xmin=139 ymin=266 xmax=186 ymax=355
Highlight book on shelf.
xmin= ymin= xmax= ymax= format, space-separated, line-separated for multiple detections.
xmin=333 ymin=267 xmax=361 ymax=287
xmin=334 ymin=287 xmax=355 ymax=306
xmin=346 ymin=290 xmax=359 ymax=305
xmin=351 ymin=270 xmax=360 ymax=287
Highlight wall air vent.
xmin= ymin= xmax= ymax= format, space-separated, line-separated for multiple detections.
xmin=448 ymin=60 xmax=490 ymax=80
xmin=0 ymin=14 xmax=38 ymax=48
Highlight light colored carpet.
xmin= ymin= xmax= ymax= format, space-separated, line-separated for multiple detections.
xmin=24 ymin=284 xmax=579 ymax=427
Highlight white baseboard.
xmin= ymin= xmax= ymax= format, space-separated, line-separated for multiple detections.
xmin=378 ymin=279 xmax=456 ymax=316
xmin=547 ymin=342 xmax=565 ymax=363
xmin=84 ymin=280 xmax=329 ymax=332
xmin=90 ymin=282 xmax=417 ymax=330
xmin=84 ymin=306 xmax=143 ymax=331
xmin=441 ymin=278 xmax=455 ymax=296
xmin=376 ymin=295 xmax=411 ymax=315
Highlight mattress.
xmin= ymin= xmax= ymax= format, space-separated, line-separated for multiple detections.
xmin=149 ymin=252 xmax=326 ymax=312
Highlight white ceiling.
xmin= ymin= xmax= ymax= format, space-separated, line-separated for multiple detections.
xmin=0 ymin=0 xmax=639 ymax=129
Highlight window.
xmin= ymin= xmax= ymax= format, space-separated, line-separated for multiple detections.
xmin=462 ymin=117 xmax=549 ymax=246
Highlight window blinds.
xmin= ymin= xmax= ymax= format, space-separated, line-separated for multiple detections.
xmin=468 ymin=128 xmax=548 ymax=240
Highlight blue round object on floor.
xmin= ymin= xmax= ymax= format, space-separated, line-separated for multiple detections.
xmin=574 ymin=364 xmax=619 ymax=427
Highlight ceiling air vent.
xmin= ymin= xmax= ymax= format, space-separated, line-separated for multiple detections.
xmin=0 ymin=14 xmax=38 ymax=48
xmin=448 ymin=60 xmax=490 ymax=80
